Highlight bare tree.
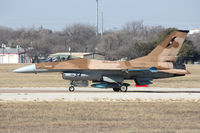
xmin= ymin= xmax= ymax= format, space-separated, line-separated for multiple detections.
xmin=0 ymin=21 xmax=198 ymax=61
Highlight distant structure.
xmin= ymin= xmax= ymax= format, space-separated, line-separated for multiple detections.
xmin=49 ymin=52 xmax=105 ymax=60
xmin=189 ymin=29 xmax=200 ymax=35
xmin=84 ymin=52 xmax=105 ymax=60
xmin=0 ymin=46 xmax=31 ymax=64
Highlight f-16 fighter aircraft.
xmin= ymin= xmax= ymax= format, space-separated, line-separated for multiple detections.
xmin=13 ymin=30 xmax=190 ymax=92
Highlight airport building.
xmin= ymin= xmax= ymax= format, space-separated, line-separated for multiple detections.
xmin=0 ymin=47 xmax=31 ymax=64
xmin=49 ymin=52 xmax=105 ymax=60
xmin=84 ymin=53 xmax=105 ymax=60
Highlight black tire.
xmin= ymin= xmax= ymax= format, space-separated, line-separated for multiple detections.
xmin=113 ymin=88 xmax=120 ymax=92
xmin=69 ymin=86 xmax=75 ymax=92
xmin=120 ymin=85 xmax=127 ymax=92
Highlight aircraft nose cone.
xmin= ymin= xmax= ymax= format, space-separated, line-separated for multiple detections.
xmin=13 ymin=64 xmax=36 ymax=73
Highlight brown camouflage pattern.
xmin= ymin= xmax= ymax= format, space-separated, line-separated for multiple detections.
xmin=36 ymin=30 xmax=189 ymax=75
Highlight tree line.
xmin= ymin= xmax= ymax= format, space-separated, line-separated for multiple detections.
xmin=0 ymin=21 xmax=199 ymax=62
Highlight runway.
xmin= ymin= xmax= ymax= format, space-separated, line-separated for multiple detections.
xmin=1 ymin=87 xmax=200 ymax=102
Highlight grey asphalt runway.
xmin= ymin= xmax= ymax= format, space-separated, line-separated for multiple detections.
xmin=1 ymin=87 xmax=200 ymax=102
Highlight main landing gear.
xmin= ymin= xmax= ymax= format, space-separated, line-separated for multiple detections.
xmin=113 ymin=84 xmax=128 ymax=92
xmin=120 ymin=85 xmax=128 ymax=92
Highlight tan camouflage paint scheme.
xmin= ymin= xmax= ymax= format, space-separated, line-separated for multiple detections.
xmin=36 ymin=30 xmax=189 ymax=75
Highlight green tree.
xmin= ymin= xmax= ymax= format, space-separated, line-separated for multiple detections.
xmin=137 ymin=28 xmax=176 ymax=56
xmin=179 ymin=40 xmax=200 ymax=62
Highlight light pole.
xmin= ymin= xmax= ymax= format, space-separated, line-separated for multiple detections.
xmin=69 ymin=47 xmax=71 ymax=56
xmin=1 ymin=43 xmax=5 ymax=63
xmin=96 ymin=0 xmax=99 ymax=36
xmin=17 ymin=45 xmax=20 ymax=63
xmin=101 ymin=12 xmax=104 ymax=37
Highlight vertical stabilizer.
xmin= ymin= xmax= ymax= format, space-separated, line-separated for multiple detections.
xmin=147 ymin=30 xmax=189 ymax=62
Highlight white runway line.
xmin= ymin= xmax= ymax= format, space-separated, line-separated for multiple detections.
xmin=1 ymin=87 xmax=200 ymax=102
xmin=1 ymin=87 xmax=200 ymax=91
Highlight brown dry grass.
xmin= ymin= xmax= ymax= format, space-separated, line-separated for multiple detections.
xmin=1 ymin=65 xmax=200 ymax=132
xmin=0 ymin=64 xmax=66 ymax=88
xmin=0 ymin=102 xmax=200 ymax=133
xmin=0 ymin=64 xmax=200 ymax=88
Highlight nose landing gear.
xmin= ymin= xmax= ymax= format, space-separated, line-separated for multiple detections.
xmin=68 ymin=80 xmax=75 ymax=92
xmin=69 ymin=86 xmax=75 ymax=92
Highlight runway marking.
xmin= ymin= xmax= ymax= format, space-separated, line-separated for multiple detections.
xmin=1 ymin=90 xmax=200 ymax=93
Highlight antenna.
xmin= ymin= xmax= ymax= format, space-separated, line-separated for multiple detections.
xmin=101 ymin=12 xmax=104 ymax=36
xmin=96 ymin=0 xmax=99 ymax=36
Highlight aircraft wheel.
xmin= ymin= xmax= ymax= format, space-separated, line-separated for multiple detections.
xmin=113 ymin=88 xmax=120 ymax=92
xmin=69 ymin=86 xmax=75 ymax=92
xmin=120 ymin=85 xmax=127 ymax=92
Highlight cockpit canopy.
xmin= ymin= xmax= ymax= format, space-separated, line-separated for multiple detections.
xmin=45 ymin=55 xmax=80 ymax=62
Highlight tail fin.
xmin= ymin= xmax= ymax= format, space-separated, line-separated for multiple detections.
xmin=147 ymin=30 xmax=189 ymax=62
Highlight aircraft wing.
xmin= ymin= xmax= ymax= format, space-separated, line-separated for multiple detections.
xmin=158 ymin=69 xmax=190 ymax=75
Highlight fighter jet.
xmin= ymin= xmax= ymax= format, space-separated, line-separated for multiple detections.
xmin=13 ymin=30 xmax=190 ymax=92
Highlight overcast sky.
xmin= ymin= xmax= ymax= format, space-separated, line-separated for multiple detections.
xmin=0 ymin=0 xmax=199 ymax=31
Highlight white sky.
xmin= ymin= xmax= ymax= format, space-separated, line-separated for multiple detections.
xmin=0 ymin=0 xmax=199 ymax=31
